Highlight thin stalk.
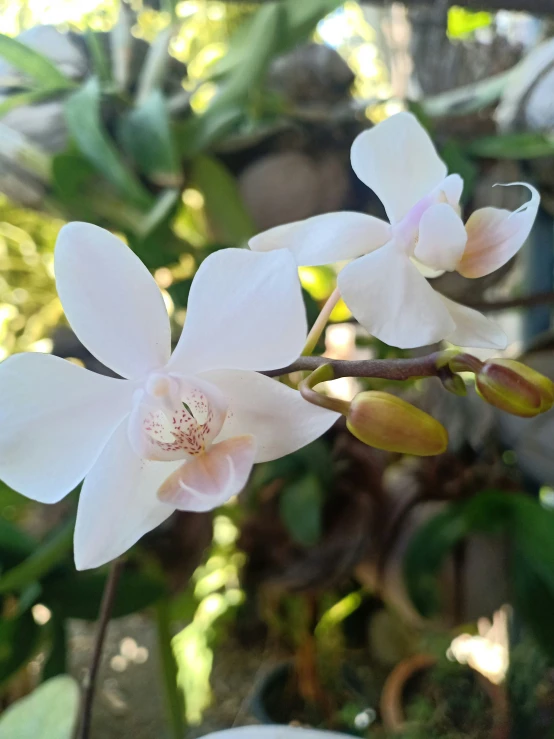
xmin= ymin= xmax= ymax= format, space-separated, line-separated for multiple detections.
xmin=302 ymin=287 xmax=341 ymax=356
xmin=75 ymin=559 xmax=124 ymax=739
xmin=155 ymin=599 xmax=186 ymax=739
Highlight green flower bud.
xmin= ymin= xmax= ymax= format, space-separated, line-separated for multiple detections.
xmin=346 ymin=391 xmax=448 ymax=456
xmin=476 ymin=359 xmax=554 ymax=418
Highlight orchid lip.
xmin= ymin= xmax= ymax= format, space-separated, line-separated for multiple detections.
xmin=127 ymin=371 xmax=228 ymax=462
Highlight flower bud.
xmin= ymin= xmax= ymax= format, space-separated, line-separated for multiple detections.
xmin=346 ymin=391 xmax=448 ymax=456
xmin=476 ymin=359 xmax=554 ymax=418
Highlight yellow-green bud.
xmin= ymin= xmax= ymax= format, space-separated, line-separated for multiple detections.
xmin=346 ymin=391 xmax=448 ymax=456
xmin=476 ymin=359 xmax=554 ymax=418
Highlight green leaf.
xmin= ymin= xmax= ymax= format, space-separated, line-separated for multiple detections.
xmin=213 ymin=0 xmax=341 ymax=80
xmin=42 ymin=569 xmax=167 ymax=620
xmin=177 ymin=105 xmax=244 ymax=159
xmin=0 ymin=519 xmax=73 ymax=595
xmin=0 ymin=89 xmax=61 ymax=118
xmin=42 ymin=613 xmax=67 ymax=680
xmin=512 ymin=547 xmax=554 ymax=664
xmin=440 ymin=140 xmax=478 ymax=201
xmin=403 ymin=490 xmax=547 ymax=619
xmin=191 ymin=155 xmax=254 ymax=244
xmin=466 ymin=131 xmax=554 ymax=160
xmin=0 ymin=609 xmax=40 ymax=686
xmin=0 ymin=675 xmax=79 ymax=739
xmin=404 ymin=504 xmax=469 ymax=618
xmin=283 ymin=0 xmax=343 ymax=49
xmin=0 ymin=34 xmax=74 ymax=90
xmin=85 ymin=29 xmax=111 ymax=82
xmin=156 ymin=600 xmax=186 ymax=739
xmin=0 ymin=518 xmax=36 ymax=573
xmin=119 ymin=90 xmax=181 ymax=186
xmin=279 ymin=472 xmax=324 ymax=547
xmin=180 ymin=3 xmax=286 ymax=157
xmin=64 ymin=78 xmax=152 ymax=207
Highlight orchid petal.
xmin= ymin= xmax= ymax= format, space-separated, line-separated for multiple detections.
xmin=249 ymin=212 xmax=391 ymax=266
xmin=198 ymin=369 xmax=339 ymax=462
xmin=350 ymin=112 xmax=447 ymax=224
xmin=457 ymin=183 xmax=540 ymax=278
xmin=442 ymin=295 xmax=507 ymax=349
xmin=414 ymin=203 xmax=467 ymax=272
xmin=168 ymin=249 xmax=306 ymax=375
xmin=338 ymin=244 xmax=455 ymax=348
xmin=157 ymin=435 xmax=256 ymax=511
xmin=0 ymin=353 xmax=133 ymax=503
xmin=74 ymin=418 xmax=181 ymax=570
xmin=55 ymin=222 xmax=171 ymax=379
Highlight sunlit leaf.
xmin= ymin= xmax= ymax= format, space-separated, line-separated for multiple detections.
xmin=119 ymin=89 xmax=181 ymax=186
xmin=191 ymin=155 xmax=254 ymax=244
xmin=179 ymin=3 xmax=286 ymax=157
xmin=64 ymin=77 xmax=152 ymax=208
xmin=0 ymin=34 xmax=74 ymax=90
xmin=0 ymin=675 xmax=79 ymax=739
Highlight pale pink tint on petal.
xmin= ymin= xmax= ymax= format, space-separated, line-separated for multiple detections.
xmin=414 ymin=203 xmax=467 ymax=272
xmin=127 ymin=376 xmax=227 ymax=462
xmin=249 ymin=212 xmax=391 ymax=266
xmin=350 ymin=112 xmax=447 ymax=224
xmin=157 ymin=434 xmax=256 ymax=512
xmin=441 ymin=295 xmax=507 ymax=350
xmin=457 ymin=183 xmax=539 ymax=278
xmin=337 ymin=244 xmax=455 ymax=349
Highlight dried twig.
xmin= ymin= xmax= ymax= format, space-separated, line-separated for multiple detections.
xmin=74 ymin=559 xmax=124 ymax=739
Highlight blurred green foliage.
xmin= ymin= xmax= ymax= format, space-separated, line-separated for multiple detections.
xmin=1 ymin=1 xmax=554 ymax=736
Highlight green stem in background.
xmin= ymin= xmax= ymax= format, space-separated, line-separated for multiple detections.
xmin=156 ymin=599 xmax=186 ymax=739
xmin=302 ymin=286 xmax=341 ymax=357
xmin=0 ymin=517 xmax=74 ymax=595
xmin=298 ymin=363 xmax=350 ymax=415
xmin=75 ymin=559 xmax=124 ymax=739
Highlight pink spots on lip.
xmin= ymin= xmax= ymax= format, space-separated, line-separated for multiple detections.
xmin=142 ymin=402 xmax=218 ymax=456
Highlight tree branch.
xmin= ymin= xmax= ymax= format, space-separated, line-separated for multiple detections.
xmin=264 ymin=351 xmax=447 ymax=380
xmin=75 ymin=559 xmax=124 ymax=739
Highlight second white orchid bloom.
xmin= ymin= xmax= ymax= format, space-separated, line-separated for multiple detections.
xmin=0 ymin=223 xmax=338 ymax=570
xmin=250 ymin=112 xmax=539 ymax=350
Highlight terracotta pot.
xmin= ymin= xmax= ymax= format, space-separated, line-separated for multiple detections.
xmin=380 ymin=654 xmax=510 ymax=739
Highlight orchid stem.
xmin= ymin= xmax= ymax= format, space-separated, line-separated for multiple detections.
xmin=302 ymin=286 xmax=341 ymax=356
xmin=75 ymin=559 xmax=124 ymax=739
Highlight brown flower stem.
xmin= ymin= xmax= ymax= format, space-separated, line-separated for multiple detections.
xmin=74 ymin=559 xmax=124 ymax=739
xmin=265 ymin=351 xmax=451 ymax=381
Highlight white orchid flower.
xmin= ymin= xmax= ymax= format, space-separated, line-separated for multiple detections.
xmin=250 ymin=112 xmax=539 ymax=350
xmin=0 ymin=223 xmax=338 ymax=570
